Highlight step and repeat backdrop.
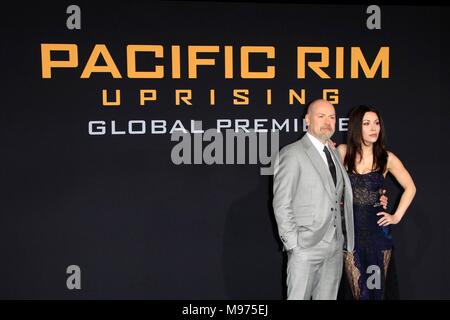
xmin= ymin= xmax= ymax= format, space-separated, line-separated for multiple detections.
xmin=1 ymin=1 xmax=448 ymax=299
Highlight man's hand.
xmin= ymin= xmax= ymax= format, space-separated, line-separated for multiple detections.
xmin=379 ymin=189 xmax=388 ymax=210
xmin=287 ymin=246 xmax=298 ymax=254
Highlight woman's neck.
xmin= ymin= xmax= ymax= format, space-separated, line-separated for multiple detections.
xmin=361 ymin=141 xmax=373 ymax=156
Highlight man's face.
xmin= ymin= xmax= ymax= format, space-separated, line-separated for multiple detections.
xmin=305 ymin=102 xmax=336 ymax=142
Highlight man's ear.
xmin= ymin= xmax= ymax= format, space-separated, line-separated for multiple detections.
xmin=305 ymin=114 xmax=310 ymax=127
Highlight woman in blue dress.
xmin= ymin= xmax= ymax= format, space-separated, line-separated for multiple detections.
xmin=336 ymin=105 xmax=416 ymax=300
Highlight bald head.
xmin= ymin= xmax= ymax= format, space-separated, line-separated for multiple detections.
xmin=305 ymin=99 xmax=336 ymax=143
xmin=306 ymin=99 xmax=334 ymax=115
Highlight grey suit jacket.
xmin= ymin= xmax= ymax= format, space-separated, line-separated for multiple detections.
xmin=273 ymin=134 xmax=355 ymax=252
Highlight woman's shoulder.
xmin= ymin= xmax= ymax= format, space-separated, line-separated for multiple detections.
xmin=336 ymin=144 xmax=347 ymax=154
xmin=336 ymin=144 xmax=347 ymax=161
xmin=386 ymin=150 xmax=401 ymax=167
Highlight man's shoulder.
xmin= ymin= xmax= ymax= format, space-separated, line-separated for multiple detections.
xmin=279 ymin=135 xmax=307 ymax=154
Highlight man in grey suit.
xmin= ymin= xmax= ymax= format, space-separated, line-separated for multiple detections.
xmin=273 ymin=99 xmax=354 ymax=300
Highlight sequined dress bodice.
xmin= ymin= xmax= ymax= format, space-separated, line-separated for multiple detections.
xmin=349 ymin=171 xmax=392 ymax=249
xmin=344 ymin=170 xmax=393 ymax=300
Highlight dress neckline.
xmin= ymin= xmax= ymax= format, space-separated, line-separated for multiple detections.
xmin=350 ymin=171 xmax=386 ymax=179
xmin=353 ymin=171 xmax=378 ymax=175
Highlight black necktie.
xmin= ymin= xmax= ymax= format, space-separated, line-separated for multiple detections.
xmin=323 ymin=146 xmax=337 ymax=186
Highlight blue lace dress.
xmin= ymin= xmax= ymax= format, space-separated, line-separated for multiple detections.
xmin=344 ymin=171 xmax=394 ymax=300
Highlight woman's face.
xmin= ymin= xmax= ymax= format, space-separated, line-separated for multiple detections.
xmin=361 ymin=111 xmax=380 ymax=145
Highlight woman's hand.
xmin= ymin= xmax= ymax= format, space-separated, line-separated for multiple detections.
xmin=376 ymin=212 xmax=400 ymax=226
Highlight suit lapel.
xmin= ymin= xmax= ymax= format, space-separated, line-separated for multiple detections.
xmin=330 ymin=147 xmax=352 ymax=199
xmin=302 ymin=136 xmax=334 ymax=200
xmin=330 ymin=147 xmax=343 ymax=189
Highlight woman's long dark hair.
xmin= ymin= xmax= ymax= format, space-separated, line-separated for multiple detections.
xmin=344 ymin=105 xmax=388 ymax=174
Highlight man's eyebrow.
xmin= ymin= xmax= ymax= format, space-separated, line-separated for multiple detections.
xmin=317 ymin=113 xmax=335 ymax=116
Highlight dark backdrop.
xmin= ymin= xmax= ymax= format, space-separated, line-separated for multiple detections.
xmin=0 ymin=1 xmax=448 ymax=299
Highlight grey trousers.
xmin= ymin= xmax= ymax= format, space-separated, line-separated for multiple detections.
xmin=286 ymin=230 xmax=344 ymax=300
